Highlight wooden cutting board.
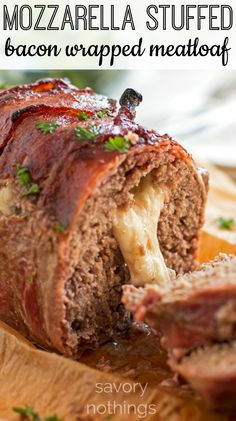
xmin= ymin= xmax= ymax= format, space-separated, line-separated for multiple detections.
xmin=0 ymin=321 xmax=222 ymax=421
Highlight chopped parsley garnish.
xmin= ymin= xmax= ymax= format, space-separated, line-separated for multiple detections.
xmin=105 ymin=136 xmax=131 ymax=153
xmin=16 ymin=165 xmax=40 ymax=196
xmin=16 ymin=165 xmax=32 ymax=186
xmin=13 ymin=406 xmax=36 ymax=418
xmin=24 ymin=183 xmax=40 ymax=196
xmin=36 ymin=121 xmax=60 ymax=134
xmin=52 ymin=224 xmax=68 ymax=232
xmin=12 ymin=406 xmax=35 ymax=416
xmin=75 ymin=125 xmax=98 ymax=141
xmin=218 ymin=217 xmax=235 ymax=231
xmin=77 ymin=112 xmax=89 ymax=121
xmin=97 ymin=109 xmax=107 ymax=119
xmin=13 ymin=405 xmax=62 ymax=421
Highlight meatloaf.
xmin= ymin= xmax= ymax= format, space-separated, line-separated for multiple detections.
xmin=0 ymin=78 xmax=207 ymax=358
xmin=123 ymin=254 xmax=236 ymax=410
xmin=123 ymin=254 xmax=236 ymax=356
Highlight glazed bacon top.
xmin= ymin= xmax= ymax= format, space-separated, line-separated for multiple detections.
xmin=0 ymin=78 xmax=116 ymax=149
xmin=0 ymin=78 xmax=188 ymax=227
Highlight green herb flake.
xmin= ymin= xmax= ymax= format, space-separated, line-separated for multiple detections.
xmin=16 ymin=164 xmax=32 ymax=186
xmin=52 ymin=224 xmax=68 ymax=232
xmin=77 ymin=112 xmax=89 ymax=121
xmin=16 ymin=164 xmax=40 ymax=197
xmin=13 ymin=406 xmax=40 ymax=421
xmin=218 ymin=217 xmax=235 ymax=231
xmin=75 ymin=125 xmax=98 ymax=141
xmin=36 ymin=121 xmax=60 ymax=134
xmin=13 ymin=405 xmax=63 ymax=421
xmin=104 ymin=136 xmax=131 ymax=153
xmin=97 ymin=109 xmax=107 ymax=119
xmin=24 ymin=183 xmax=40 ymax=196
xmin=13 ymin=405 xmax=36 ymax=416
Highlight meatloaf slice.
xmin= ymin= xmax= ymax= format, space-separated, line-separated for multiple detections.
xmin=0 ymin=80 xmax=207 ymax=358
xmin=123 ymin=254 xmax=236 ymax=356
xmin=170 ymin=342 xmax=236 ymax=411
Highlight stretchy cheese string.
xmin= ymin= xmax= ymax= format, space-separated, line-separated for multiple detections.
xmin=113 ymin=175 xmax=170 ymax=286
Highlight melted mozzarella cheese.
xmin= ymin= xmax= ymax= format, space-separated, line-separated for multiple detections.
xmin=113 ymin=176 xmax=170 ymax=286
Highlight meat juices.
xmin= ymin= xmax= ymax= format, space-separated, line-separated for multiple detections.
xmin=0 ymin=79 xmax=207 ymax=357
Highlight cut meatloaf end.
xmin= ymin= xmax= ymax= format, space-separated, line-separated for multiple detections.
xmin=0 ymin=80 xmax=207 ymax=358
xmin=170 ymin=342 xmax=236 ymax=411
xmin=123 ymin=254 xmax=236 ymax=357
